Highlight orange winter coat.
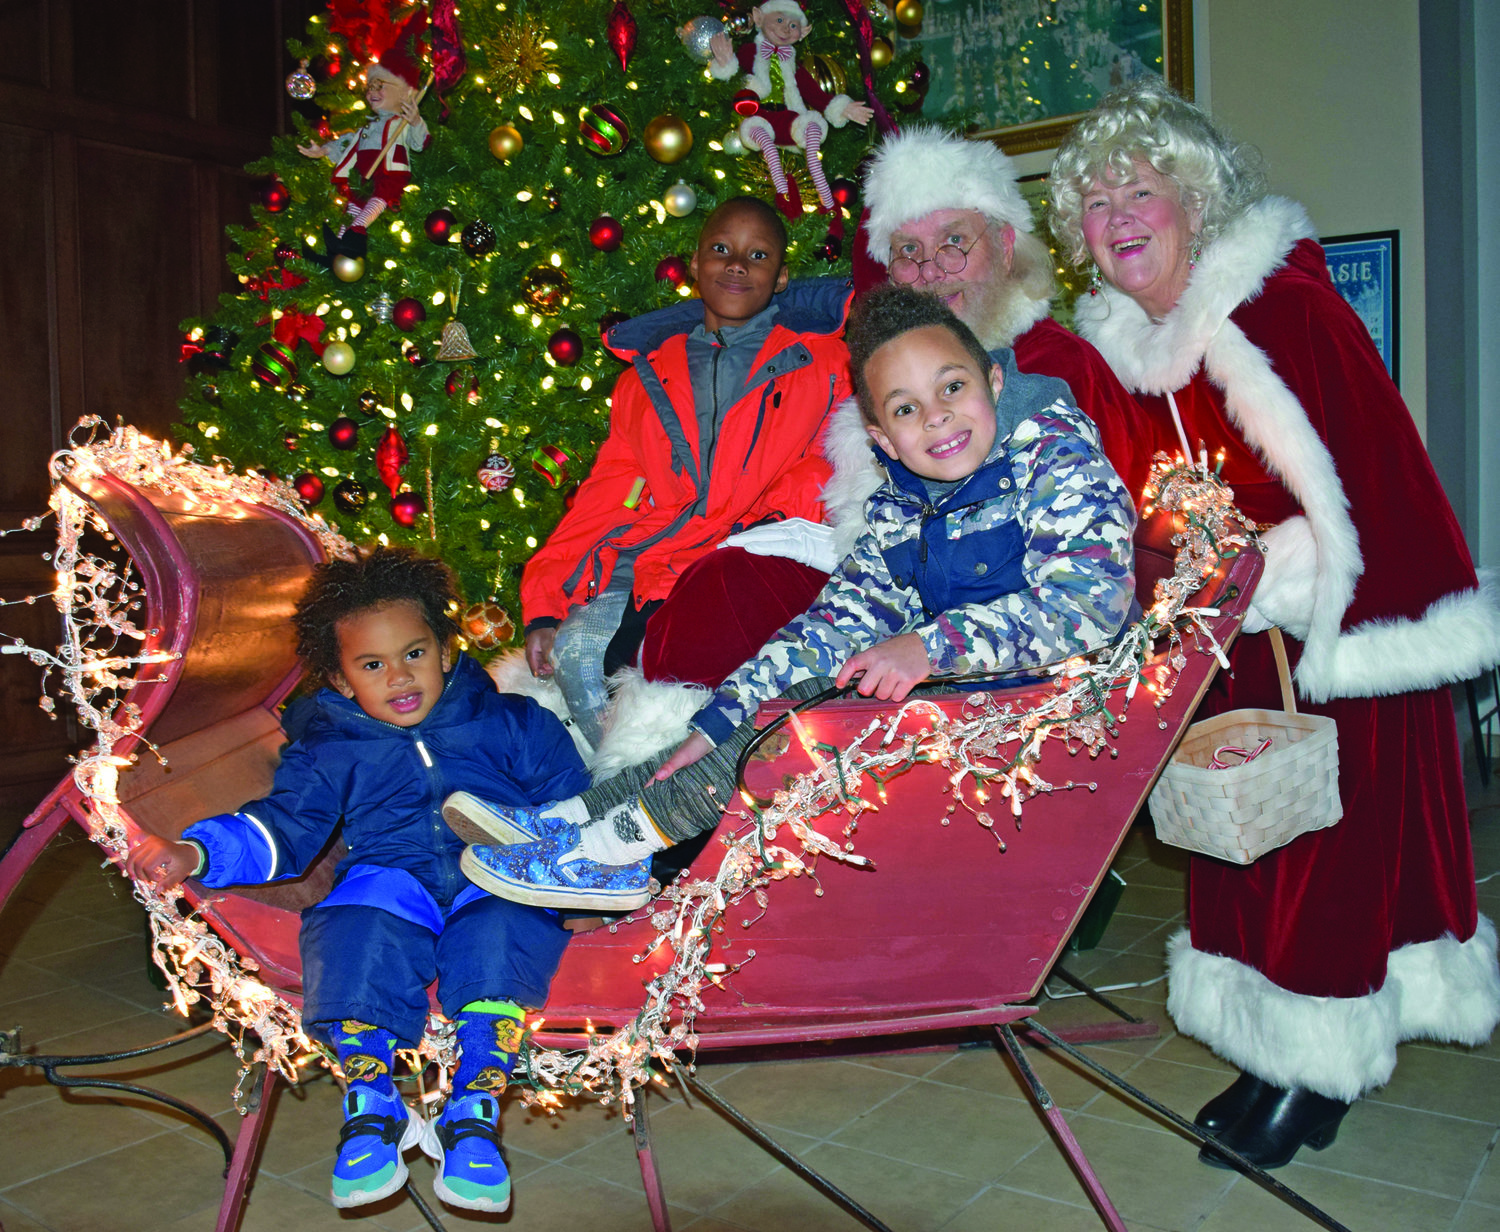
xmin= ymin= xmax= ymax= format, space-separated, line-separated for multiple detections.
xmin=521 ymin=279 xmax=853 ymax=629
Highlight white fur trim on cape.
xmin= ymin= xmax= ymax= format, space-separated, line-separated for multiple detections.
xmin=820 ymin=397 xmax=884 ymax=559
xmin=487 ymin=651 xmax=594 ymax=761
xmin=590 ymin=668 xmax=711 ymax=782
xmin=1077 ymin=196 xmax=1500 ymax=700
xmin=862 ymin=124 xmax=1033 ymax=265
xmin=1243 ymin=516 xmax=1317 ymax=638
xmin=1166 ymin=918 xmax=1500 ymax=1102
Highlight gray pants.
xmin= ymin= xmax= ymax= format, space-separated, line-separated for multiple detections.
xmin=551 ymin=579 xmax=633 ymax=748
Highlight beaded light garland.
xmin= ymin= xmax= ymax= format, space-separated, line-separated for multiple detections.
xmin=5 ymin=432 xmax=1252 ymax=1119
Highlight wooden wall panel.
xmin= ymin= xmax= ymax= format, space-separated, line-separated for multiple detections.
xmin=0 ymin=2 xmax=48 ymax=89
xmin=72 ymin=0 xmax=193 ymax=119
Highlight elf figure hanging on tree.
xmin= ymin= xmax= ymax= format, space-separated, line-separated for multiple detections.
xmin=298 ymin=17 xmax=430 ymax=262
xmin=709 ymin=1 xmax=872 ymax=233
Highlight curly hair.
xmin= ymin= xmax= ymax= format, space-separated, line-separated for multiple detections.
xmin=846 ymin=284 xmax=993 ymax=424
xmin=1048 ymin=78 xmax=1268 ymax=268
xmin=292 ymin=547 xmax=461 ymax=681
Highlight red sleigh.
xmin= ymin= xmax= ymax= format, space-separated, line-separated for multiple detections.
xmin=0 ymin=450 xmax=1353 ymax=1232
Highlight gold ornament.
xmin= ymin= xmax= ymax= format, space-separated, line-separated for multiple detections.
xmin=870 ymin=36 xmax=894 ymax=69
xmin=894 ymin=0 xmax=924 ymax=27
xmin=643 ymin=113 xmax=693 ymax=165
xmin=435 ymin=320 xmax=478 ymax=361
xmin=487 ymin=124 xmax=523 ymax=160
xmin=802 ymin=53 xmax=848 ymax=98
xmin=461 ymin=600 xmax=515 ymax=649
xmin=521 ymin=265 xmax=572 ymax=316
xmin=479 ymin=14 xmax=554 ymax=102
xmin=331 ymin=253 xmax=365 ymax=283
xmin=321 ymin=341 xmax=356 ymax=376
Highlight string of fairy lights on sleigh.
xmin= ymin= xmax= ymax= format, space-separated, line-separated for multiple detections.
xmin=2 ymin=419 xmax=1255 ymax=1116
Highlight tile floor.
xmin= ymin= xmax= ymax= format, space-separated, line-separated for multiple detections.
xmin=2 ymin=745 xmax=1499 ymax=1232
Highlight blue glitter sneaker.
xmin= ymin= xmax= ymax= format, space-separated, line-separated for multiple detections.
xmin=330 ymin=1086 xmax=424 ymax=1208
xmin=441 ymin=792 xmax=568 ymax=846
xmin=425 ymin=1091 xmax=511 ymax=1213
xmin=460 ymin=828 xmax=654 ymax=911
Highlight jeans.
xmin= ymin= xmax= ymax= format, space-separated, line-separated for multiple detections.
xmin=551 ymin=578 xmax=632 ymax=747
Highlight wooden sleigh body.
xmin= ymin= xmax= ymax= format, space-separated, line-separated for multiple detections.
xmin=2 ymin=461 xmax=1352 ymax=1232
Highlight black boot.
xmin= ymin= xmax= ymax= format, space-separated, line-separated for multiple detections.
xmin=1193 ymin=1071 xmax=1276 ymax=1135
xmin=1199 ymin=1085 xmax=1350 ymax=1170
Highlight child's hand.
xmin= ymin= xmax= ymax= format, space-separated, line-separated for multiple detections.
xmin=525 ymin=628 xmax=557 ymax=678
xmin=652 ymin=732 xmax=712 ymax=782
xmin=297 ymin=140 xmax=329 ymax=159
xmin=123 ymin=835 xmax=199 ymax=891
xmin=836 ymin=633 xmax=931 ymax=702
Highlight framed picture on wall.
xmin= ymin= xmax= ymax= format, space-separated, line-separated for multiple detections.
xmin=897 ymin=0 xmax=1194 ymax=154
xmin=1322 ymin=230 xmax=1399 ymax=386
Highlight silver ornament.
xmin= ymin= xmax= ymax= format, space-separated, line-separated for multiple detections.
xmin=367 ymin=293 xmax=394 ymax=323
xmin=286 ymin=59 xmax=316 ymax=101
xmin=677 ymin=16 xmax=721 ymax=63
xmin=722 ymin=129 xmax=746 ymax=157
xmin=663 ymin=181 xmax=698 ymax=218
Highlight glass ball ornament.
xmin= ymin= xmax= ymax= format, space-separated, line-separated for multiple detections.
xmin=547 ymin=327 xmax=584 ymax=366
xmin=328 ymin=417 xmax=359 ymax=449
xmin=478 ymin=453 xmax=515 ymax=492
xmin=542 ymin=187 xmax=561 ymax=212
xmin=894 ymin=0 xmax=924 ymax=26
xmin=460 ymin=220 xmax=497 ymax=257
xmin=322 ymin=341 xmax=356 ymax=375
xmin=425 ymin=208 xmax=457 ymax=243
xmin=261 ymin=180 xmax=290 ymax=213
xmin=401 ymin=339 xmax=426 ymax=366
xmin=357 ymin=389 xmax=381 ymax=416
xmin=200 ymin=382 xmax=221 ymax=406
xmin=644 ymin=113 xmax=693 ymax=164
xmin=283 ymin=433 xmax=299 ymax=451
xmin=286 ymin=59 xmax=316 ymax=100
xmin=522 ymin=265 xmax=573 ymax=316
xmin=722 ymin=129 xmax=746 ymax=157
xmin=460 ymin=600 xmax=515 ymax=649
xmin=589 ymin=215 xmax=624 ymax=252
xmin=285 ymin=381 xmax=312 ymax=404
xmin=392 ymin=297 xmax=426 ymax=332
xmin=677 ymin=16 xmax=720 ymax=62
xmin=870 ymin=37 xmax=894 ymax=69
xmin=579 ymin=103 xmax=630 ymax=156
xmin=446 ymin=369 xmax=480 ymax=403
xmin=332 ymin=478 xmax=368 ymax=514
xmin=390 ymin=491 xmax=426 ymax=527
xmin=331 ymin=252 xmax=365 ymax=282
xmin=292 ymin=472 xmax=324 ymax=504
xmin=252 ymin=339 xmax=297 ymax=386
xmin=830 ymin=177 xmax=858 ymax=208
xmin=488 ymin=124 xmax=523 ymax=160
xmin=663 ymin=182 xmax=698 ymax=218
xmin=655 ymin=255 xmax=688 ymax=287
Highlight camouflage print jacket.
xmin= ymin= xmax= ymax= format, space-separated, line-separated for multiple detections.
xmin=692 ymin=354 xmax=1137 ymax=744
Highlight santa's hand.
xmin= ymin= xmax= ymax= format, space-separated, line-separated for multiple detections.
xmin=721 ymin=518 xmax=838 ymax=572
xmin=844 ymin=102 xmax=874 ymax=126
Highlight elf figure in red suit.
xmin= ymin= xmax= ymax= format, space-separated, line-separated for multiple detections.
xmin=709 ymin=1 xmax=872 ymax=230
xmin=299 ymin=28 xmax=429 ymax=261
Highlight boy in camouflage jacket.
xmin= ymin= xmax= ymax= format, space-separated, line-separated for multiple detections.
xmin=449 ymin=286 xmax=1137 ymax=911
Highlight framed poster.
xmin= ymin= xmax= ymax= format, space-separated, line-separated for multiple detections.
xmin=897 ymin=0 xmax=1194 ymax=154
xmin=1322 ymin=231 xmax=1399 ymax=386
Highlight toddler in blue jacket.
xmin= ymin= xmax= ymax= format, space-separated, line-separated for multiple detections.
xmin=126 ymin=548 xmax=589 ymax=1214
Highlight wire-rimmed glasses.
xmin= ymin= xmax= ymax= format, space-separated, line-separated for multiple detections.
xmin=888 ymin=228 xmax=986 ymax=285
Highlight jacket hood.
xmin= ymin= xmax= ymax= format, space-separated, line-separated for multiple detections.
xmin=604 ymin=275 xmax=853 ymax=361
xmin=297 ymin=651 xmax=493 ymax=741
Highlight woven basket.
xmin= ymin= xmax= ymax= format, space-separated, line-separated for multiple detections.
xmin=1148 ymin=629 xmax=1342 ymax=864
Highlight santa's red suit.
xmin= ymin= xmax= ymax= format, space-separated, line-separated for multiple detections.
xmin=1076 ymin=195 xmax=1500 ymax=1101
xmin=327 ymin=112 xmax=430 ymax=210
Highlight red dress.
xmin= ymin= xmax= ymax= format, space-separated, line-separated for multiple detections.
xmin=1078 ymin=196 xmax=1500 ymax=1101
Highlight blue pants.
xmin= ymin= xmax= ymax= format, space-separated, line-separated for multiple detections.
xmin=299 ymin=894 xmax=572 ymax=1048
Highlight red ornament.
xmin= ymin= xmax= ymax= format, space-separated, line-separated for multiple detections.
xmin=425 ymin=208 xmax=458 ymax=243
xmin=293 ymin=473 xmax=325 ymax=505
xmin=376 ymin=426 xmax=410 ymax=496
xmin=445 ymin=368 xmax=480 ymax=402
xmin=262 ymin=180 xmax=290 ymax=213
xmin=732 ymin=89 xmax=760 ymax=118
xmin=284 ymin=433 xmax=299 ymax=451
xmin=390 ymin=491 xmax=426 ymax=527
xmin=328 ymin=417 xmax=359 ymax=449
xmin=830 ymin=178 xmax=858 ymax=208
xmin=655 ymin=255 xmax=688 ymax=287
xmin=392 ymin=297 xmax=426 ymax=332
xmin=589 ymin=215 xmax=624 ymax=252
xmin=606 ymin=1 xmax=638 ymax=72
xmin=547 ymin=327 xmax=584 ymax=366
xmin=273 ymin=242 xmax=298 ymax=266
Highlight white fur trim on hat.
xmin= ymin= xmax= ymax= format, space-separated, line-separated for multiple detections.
xmin=758 ymin=0 xmax=809 ymax=26
xmin=863 ymin=124 xmax=1033 ymax=264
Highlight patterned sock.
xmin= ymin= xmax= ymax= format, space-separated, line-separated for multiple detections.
xmin=452 ymin=1000 xmax=527 ymax=1096
xmin=802 ymin=121 xmax=834 ymax=209
xmin=331 ymin=1019 xmax=399 ymax=1099
xmin=576 ymin=801 xmax=667 ymax=864
xmin=752 ymin=129 xmax=789 ymax=194
xmin=347 ymin=197 xmax=387 ymax=232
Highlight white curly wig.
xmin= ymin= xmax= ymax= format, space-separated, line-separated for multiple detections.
xmin=1049 ymin=78 xmax=1268 ymax=268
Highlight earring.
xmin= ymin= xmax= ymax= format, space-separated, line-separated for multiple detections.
xmin=1088 ymin=263 xmax=1102 ymax=296
xmin=1189 ymin=232 xmax=1203 ymax=269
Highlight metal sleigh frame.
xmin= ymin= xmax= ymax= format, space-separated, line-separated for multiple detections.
xmin=0 ymin=468 xmax=1352 ymax=1232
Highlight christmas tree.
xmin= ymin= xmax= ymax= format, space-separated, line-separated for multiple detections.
xmin=177 ymin=0 xmax=926 ymax=643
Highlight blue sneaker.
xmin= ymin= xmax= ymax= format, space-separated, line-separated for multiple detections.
xmin=330 ymin=1086 xmax=424 ymax=1208
xmin=425 ymin=1092 xmax=511 ymax=1213
xmin=460 ymin=829 xmax=654 ymax=911
xmin=442 ymin=792 xmax=573 ymax=846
